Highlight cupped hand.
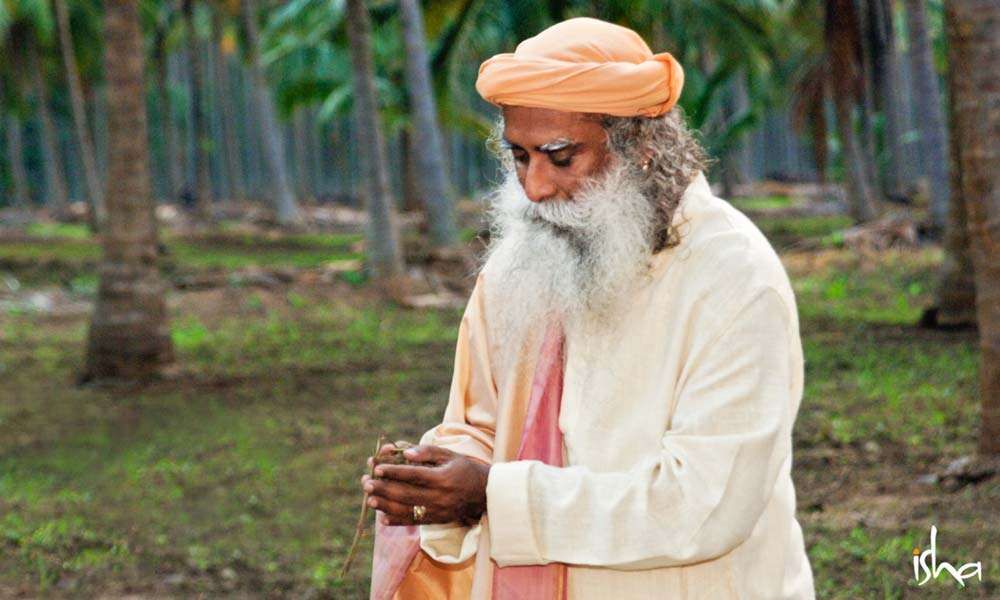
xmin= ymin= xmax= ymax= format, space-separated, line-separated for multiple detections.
xmin=360 ymin=444 xmax=490 ymax=527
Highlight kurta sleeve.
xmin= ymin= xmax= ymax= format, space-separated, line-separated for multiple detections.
xmin=418 ymin=275 xmax=499 ymax=563
xmin=485 ymin=285 xmax=799 ymax=570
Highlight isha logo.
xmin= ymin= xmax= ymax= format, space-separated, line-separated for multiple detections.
xmin=911 ymin=525 xmax=982 ymax=587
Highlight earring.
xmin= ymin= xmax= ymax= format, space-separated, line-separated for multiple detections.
xmin=641 ymin=160 xmax=651 ymax=172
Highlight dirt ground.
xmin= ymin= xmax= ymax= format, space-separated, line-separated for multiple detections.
xmin=1 ymin=209 xmax=997 ymax=598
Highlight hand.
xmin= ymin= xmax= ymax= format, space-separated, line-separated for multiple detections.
xmin=360 ymin=444 xmax=490 ymax=527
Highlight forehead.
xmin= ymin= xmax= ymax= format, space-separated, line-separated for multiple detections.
xmin=501 ymin=105 xmax=607 ymax=147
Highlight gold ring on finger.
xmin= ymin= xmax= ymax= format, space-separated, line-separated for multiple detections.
xmin=412 ymin=504 xmax=427 ymax=522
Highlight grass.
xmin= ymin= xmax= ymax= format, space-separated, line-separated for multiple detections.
xmin=729 ymin=194 xmax=796 ymax=211
xmin=789 ymin=247 xmax=943 ymax=325
xmin=757 ymin=214 xmax=855 ymax=250
xmin=0 ymin=207 xmax=996 ymax=598
xmin=0 ymin=296 xmax=461 ymax=597
xmin=0 ymin=229 xmax=364 ymax=287
xmin=165 ymin=242 xmax=361 ymax=270
xmin=24 ymin=222 xmax=93 ymax=240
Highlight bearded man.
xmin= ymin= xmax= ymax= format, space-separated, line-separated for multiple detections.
xmin=361 ymin=17 xmax=815 ymax=600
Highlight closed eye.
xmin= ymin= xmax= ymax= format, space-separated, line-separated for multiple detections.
xmin=548 ymin=150 xmax=574 ymax=168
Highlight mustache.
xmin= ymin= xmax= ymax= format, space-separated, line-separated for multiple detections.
xmin=498 ymin=168 xmax=621 ymax=223
xmin=481 ymin=159 xmax=661 ymax=338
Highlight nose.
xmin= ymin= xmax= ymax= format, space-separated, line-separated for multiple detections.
xmin=522 ymin=161 xmax=558 ymax=203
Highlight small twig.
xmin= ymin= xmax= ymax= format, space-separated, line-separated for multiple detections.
xmin=340 ymin=435 xmax=417 ymax=579
xmin=341 ymin=433 xmax=385 ymax=579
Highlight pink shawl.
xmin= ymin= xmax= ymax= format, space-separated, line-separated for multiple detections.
xmin=491 ymin=321 xmax=568 ymax=599
xmin=370 ymin=321 xmax=568 ymax=599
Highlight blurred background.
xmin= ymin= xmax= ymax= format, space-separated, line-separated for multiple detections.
xmin=0 ymin=0 xmax=997 ymax=598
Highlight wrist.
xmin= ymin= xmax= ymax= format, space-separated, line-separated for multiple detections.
xmin=460 ymin=461 xmax=491 ymax=526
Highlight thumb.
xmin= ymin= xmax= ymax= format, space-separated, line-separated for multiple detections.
xmin=403 ymin=444 xmax=452 ymax=465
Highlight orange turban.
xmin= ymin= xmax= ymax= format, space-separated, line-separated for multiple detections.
xmin=475 ymin=17 xmax=684 ymax=118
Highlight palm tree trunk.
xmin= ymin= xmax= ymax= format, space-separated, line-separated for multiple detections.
xmin=927 ymin=0 xmax=976 ymax=330
xmin=869 ymin=0 xmax=910 ymax=197
xmin=927 ymin=162 xmax=976 ymax=328
xmin=345 ymin=0 xmax=404 ymax=279
xmin=237 ymin=62 xmax=259 ymax=196
xmin=399 ymin=0 xmax=458 ymax=247
xmin=292 ymin=107 xmax=311 ymax=201
xmin=400 ymin=128 xmax=421 ymax=211
xmin=204 ymin=33 xmax=226 ymax=200
xmin=304 ymin=107 xmax=318 ymax=196
xmin=242 ymin=0 xmax=300 ymax=224
xmin=812 ymin=95 xmax=830 ymax=185
xmin=855 ymin=0 xmax=882 ymax=194
xmin=152 ymin=26 xmax=181 ymax=203
xmin=183 ymin=0 xmax=213 ymax=219
xmin=730 ymin=74 xmax=753 ymax=185
xmin=90 ymin=86 xmax=110 ymax=182
xmin=27 ymin=40 xmax=70 ymax=213
xmin=826 ymin=0 xmax=879 ymax=222
xmin=719 ymin=97 xmax=739 ymax=198
xmin=307 ymin=107 xmax=323 ymax=197
xmin=832 ymin=93 xmax=879 ymax=222
xmin=904 ymin=0 xmax=950 ymax=233
xmin=4 ymin=114 xmax=31 ymax=206
xmin=945 ymin=0 xmax=1000 ymax=455
xmin=85 ymin=0 xmax=173 ymax=381
xmin=212 ymin=9 xmax=245 ymax=202
xmin=54 ymin=0 xmax=105 ymax=226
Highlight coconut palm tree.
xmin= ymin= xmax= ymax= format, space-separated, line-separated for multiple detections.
xmin=263 ymin=0 xmax=790 ymax=184
xmin=145 ymin=0 xmax=184 ymax=203
xmin=944 ymin=0 xmax=999 ymax=455
xmin=85 ymin=0 xmax=173 ymax=380
xmin=924 ymin=17 xmax=975 ymax=331
xmin=905 ymin=0 xmax=950 ymax=234
xmin=211 ymin=6 xmax=245 ymax=202
xmin=3 ymin=115 xmax=31 ymax=206
xmin=182 ymin=0 xmax=213 ymax=219
xmin=399 ymin=0 xmax=458 ymax=248
xmin=242 ymin=0 xmax=300 ymax=225
xmin=1 ymin=0 xmax=70 ymax=211
xmin=925 ymin=169 xmax=976 ymax=328
xmin=825 ymin=0 xmax=879 ymax=222
xmin=345 ymin=0 xmax=404 ymax=280
xmin=0 ymin=78 xmax=31 ymax=206
xmin=866 ymin=0 xmax=910 ymax=199
xmin=54 ymin=0 xmax=104 ymax=225
xmin=26 ymin=31 xmax=70 ymax=212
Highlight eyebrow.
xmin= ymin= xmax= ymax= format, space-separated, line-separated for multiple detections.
xmin=502 ymin=137 xmax=577 ymax=152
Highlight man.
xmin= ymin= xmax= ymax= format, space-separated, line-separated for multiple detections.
xmin=361 ymin=17 xmax=815 ymax=599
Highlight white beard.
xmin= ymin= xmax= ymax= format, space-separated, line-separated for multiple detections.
xmin=481 ymin=161 xmax=659 ymax=350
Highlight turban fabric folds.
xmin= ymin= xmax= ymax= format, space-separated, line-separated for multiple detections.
xmin=475 ymin=17 xmax=685 ymax=118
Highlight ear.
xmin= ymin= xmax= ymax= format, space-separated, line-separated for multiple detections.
xmin=640 ymin=148 xmax=655 ymax=171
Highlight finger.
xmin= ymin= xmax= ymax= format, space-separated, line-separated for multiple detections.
xmin=368 ymin=478 xmax=432 ymax=506
xmin=402 ymin=444 xmax=453 ymax=465
xmin=373 ymin=509 xmax=406 ymax=527
xmin=380 ymin=511 xmax=414 ymax=527
xmin=377 ymin=505 xmax=444 ymax=527
xmin=371 ymin=445 xmax=395 ymax=465
xmin=368 ymin=495 xmax=412 ymax=522
xmin=374 ymin=463 xmax=440 ymax=486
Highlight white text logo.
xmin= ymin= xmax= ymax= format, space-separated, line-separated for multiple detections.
xmin=912 ymin=525 xmax=982 ymax=587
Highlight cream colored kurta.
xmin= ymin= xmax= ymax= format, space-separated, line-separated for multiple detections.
xmin=416 ymin=172 xmax=815 ymax=599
